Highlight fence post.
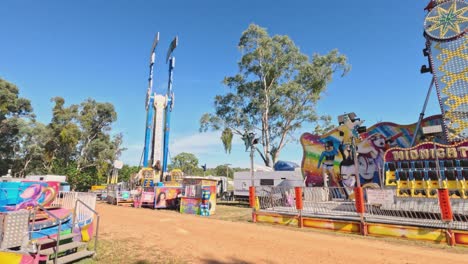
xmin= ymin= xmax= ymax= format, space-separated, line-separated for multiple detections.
xmin=295 ymin=187 xmax=303 ymax=228
xmin=437 ymin=188 xmax=455 ymax=246
xmin=249 ymin=186 xmax=257 ymax=223
xmin=354 ymin=187 xmax=367 ymax=236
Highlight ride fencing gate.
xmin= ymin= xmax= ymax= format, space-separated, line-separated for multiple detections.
xmin=51 ymin=192 xmax=97 ymax=224
xmin=254 ymin=186 xmax=468 ymax=244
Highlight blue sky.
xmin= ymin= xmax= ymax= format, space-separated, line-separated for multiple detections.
xmin=0 ymin=0 xmax=441 ymax=169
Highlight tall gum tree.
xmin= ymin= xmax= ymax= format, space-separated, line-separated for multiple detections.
xmin=0 ymin=78 xmax=33 ymax=175
xmin=200 ymin=24 xmax=350 ymax=167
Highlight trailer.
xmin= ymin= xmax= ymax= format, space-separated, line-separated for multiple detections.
xmin=204 ymin=176 xmax=234 ymax=200
xmin=25 ymin=175 xmax=67 ymax=183
xmin=233 ymin=169 xmax=304 ymax=200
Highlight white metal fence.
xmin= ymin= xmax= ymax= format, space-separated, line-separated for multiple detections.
xmin=256 ymin=186 xmax=468 ymax=231
xmin=257 ymin=186 xmax=298 ymax=214
xmin=52 ymin=192 xmax=97 ymax=225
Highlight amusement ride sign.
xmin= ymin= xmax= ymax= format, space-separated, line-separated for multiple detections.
xmin=385 ymin=140 xmax=468 ymax=162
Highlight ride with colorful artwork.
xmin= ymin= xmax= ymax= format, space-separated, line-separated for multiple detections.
xmin=104 ymin=34 xmax=219 ymax=216
xmin=0 ymin=177 xmax=99 ymax=264
xmin=300 ymin=113 xmax=446 ymax=197
xmin=301 ymin=0 xmax=468 ymax=199
xmin=251 ymin=0 xmax=468 ymax=246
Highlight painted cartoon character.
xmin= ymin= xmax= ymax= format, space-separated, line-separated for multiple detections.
xmin=6 ymin=184 xmax=55 ymax=211
xmin=339 ymin=160 xmax=357 ymax=200
xmin=339 ymin=143 xmax=356 ymax=199
xmin=359 ymin=132 xmax=403 ymax=170
xmin=358 ymin=153 xmax=380 ymax=186
xmin=317 ymin=141 xmax=339 ymax=187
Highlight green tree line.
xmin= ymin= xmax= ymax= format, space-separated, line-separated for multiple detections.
xmin=0 ymin=78 xmax=124 ymax=191
xmin=168 ymin=152 xmax=246 ymax=178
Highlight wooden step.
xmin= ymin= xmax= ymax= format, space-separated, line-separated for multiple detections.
xmin=39 ymin=241 xmax=85 ymax=256
xmin=43 ymin=205 xmax=62 ymax=210
xmin=36 ymin=233 xmax=80 ymax=245
xmin=52 ymin=250 xmax=95 ymax=264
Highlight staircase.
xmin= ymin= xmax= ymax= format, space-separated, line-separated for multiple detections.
xmin=36 ymin=232 xmax=95 ymax=264
xmin=0 ymin=193 xmax=99 ymax=264
xmin=35 ymin=197 xmax=100 ymax=264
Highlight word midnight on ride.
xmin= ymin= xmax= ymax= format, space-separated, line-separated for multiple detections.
xmin=389 ymin=142 xmax=468 ymax=161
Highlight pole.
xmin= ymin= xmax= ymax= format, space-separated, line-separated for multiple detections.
xmin=352 ymin=137 xmax=361 ymax=188
xmin=143 ymin=98 xmax=155 ymax=167
xmin=250 ymin=146 xmax=255 ymax=188
xmin=250 ymin=144 xmax=256 ymax=221
xmin=434 ymin=141 xmax=443 ymax=188
xmin=142 ymin=33 xmax=159 ymax=167
xmin=410 ymin=77 xmax=435 ymax=147
xmin=351 ymin=137 xmax=367 ymax=235
xmin=162 ymin=57 xmax=175 ymax=176
xmin=162 ymin=36 xmax=178 ymax=178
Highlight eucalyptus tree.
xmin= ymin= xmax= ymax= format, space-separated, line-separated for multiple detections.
xmin=44 ymin=97 xmax=80 ymax=172
xmin=170 ymin=152 xmax=199 ymax=175
xmin=44 ymin=97 xmax=121 ymax=179
xmin=75 ymin=98 xmax=117 ymax=173
xmin=12 ymin=120 xmax=48 ymax=177
xmin=200 ymin=24 xmax=350 ymax=166
xmin=0 ymin=78 xmax=34 ymax=174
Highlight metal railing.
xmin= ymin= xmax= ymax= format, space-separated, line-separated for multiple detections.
xmin=31 ymin=204 xmax=62 ymax=264
xmin=449 ymin=198 xmax=468 ymax=230
xmin=0 ymin=191 xmax=97 ymax=262
xmin=72 ymin=199 xmax=100 ymax=256
xmin=256 ymin=186 xmax=468 ymax=231
xmin=52 ymin=192 xmax=96 ymax=212
xmin=302 ymin=187 xmax=360 ymax=220
xmin=257 ymin=186 xmax=298 ymax=214
xmin=364 ymin=191 xmax=446 ymax=228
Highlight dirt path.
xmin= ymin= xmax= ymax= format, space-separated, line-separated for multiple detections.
xmin=96 ymin=203 xmax=467 ymax=264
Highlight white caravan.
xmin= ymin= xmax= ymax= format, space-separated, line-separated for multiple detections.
xmin=233 ymin=168 xmax=304 ymax=199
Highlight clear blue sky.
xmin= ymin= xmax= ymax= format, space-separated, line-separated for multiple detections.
xmin=0 ymin=0 xmax=441 ymax=169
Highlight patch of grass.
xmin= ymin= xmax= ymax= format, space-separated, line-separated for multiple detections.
xmin=210 ymin=205 xmax=252 ymax=222
xmin=77 ymin=239 xmax=185 ymax=264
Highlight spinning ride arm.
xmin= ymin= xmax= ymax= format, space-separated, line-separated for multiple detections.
xmin=143 ymin=33 xmax=160 ymax=168
xmin=162 ymin=36 xmax=178 ymax=177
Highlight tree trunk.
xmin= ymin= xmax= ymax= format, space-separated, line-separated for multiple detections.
xmin=261 ymin=77 xmax=272 ymax=167
xmin=20 ymin=158 xmax=32 ymax=178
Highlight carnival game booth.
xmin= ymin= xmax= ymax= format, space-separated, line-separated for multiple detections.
xmin=131 ymin=168 xmax=182 ymax=209
xmin=180 ymin=177 xmax=217 ymax=216
xmin=132 ymin=168 xmax=185 ymax=209
xmin=0 ymin=180 xmax=99 ymax=264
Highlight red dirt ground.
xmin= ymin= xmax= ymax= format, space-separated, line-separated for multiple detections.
xmin=96 ymin=203 xmax=467 ymax=264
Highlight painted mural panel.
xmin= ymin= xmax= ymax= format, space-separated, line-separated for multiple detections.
xmin=300 ymin=115 xmax=443 ymax=194
xmin=154 ymin=187 xmax=182 ymax=209
xmin=202 ymin=185 xmax=217 ymax=215
xmin=0 ymin=181 xmax=59 ymax=212
xmin=180 ymin=197 xmax=201 ymax=215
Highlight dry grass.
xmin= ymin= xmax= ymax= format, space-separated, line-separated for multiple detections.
xmin=209 ymin=204 xmax=252 ymax=222
xmin=78 ymin=238 xmax=184 ymax=264
xmin=77 ymin=202 xmax=468 ymax=263
xmin=77 ymin=203 xmax=252 ymax=264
